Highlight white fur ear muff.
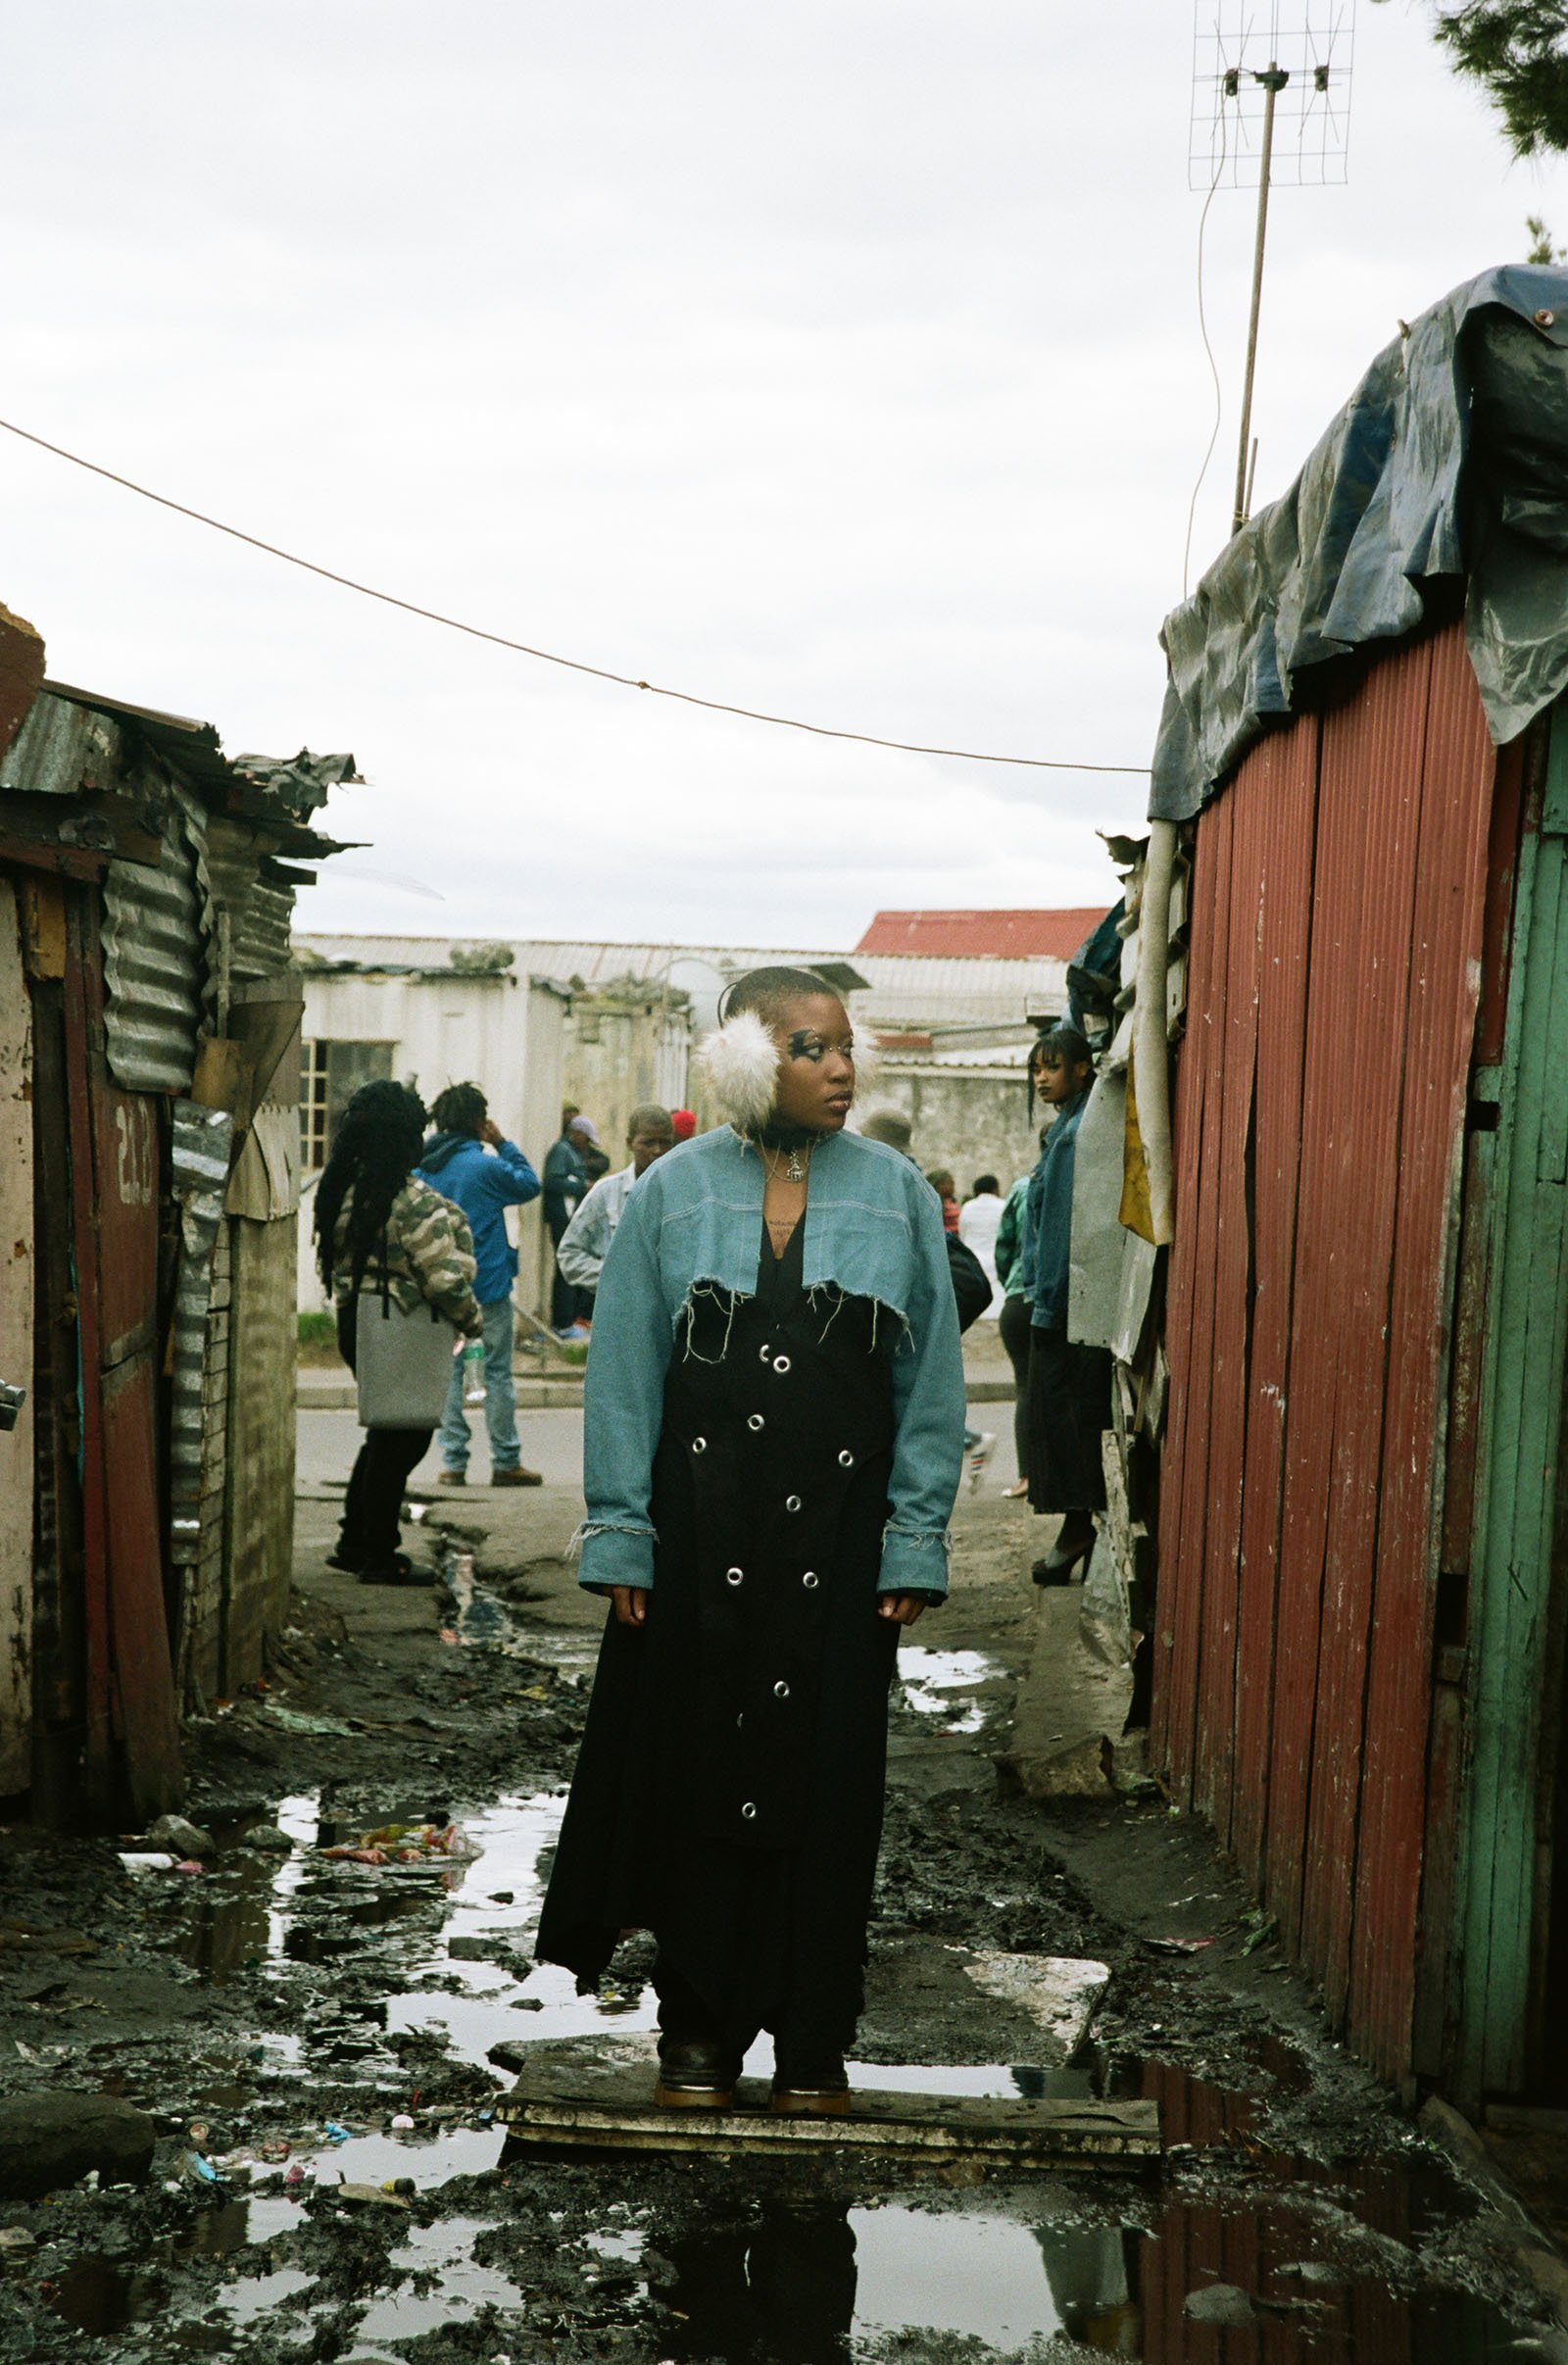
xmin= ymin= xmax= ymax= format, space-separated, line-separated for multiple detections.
xmin=696 ymin=1008 xmax=780 ymax=1134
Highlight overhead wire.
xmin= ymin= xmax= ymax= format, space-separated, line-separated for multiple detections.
xmin=0 ymin=413 xmax=1150 ymax=778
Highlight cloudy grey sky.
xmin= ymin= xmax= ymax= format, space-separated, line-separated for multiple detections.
xmin=6 ymin=4 xmax=1565 ymax=948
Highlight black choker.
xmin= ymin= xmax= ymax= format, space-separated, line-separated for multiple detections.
xmin=755 ymin=1120 xmax=819 ymax=1153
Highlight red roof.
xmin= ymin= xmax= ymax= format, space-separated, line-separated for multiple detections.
xmin=854 ymin=909 xmax=1107 ymax=961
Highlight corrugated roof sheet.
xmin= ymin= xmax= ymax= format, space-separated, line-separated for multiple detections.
xmin=101 ymin=817 xmax=205 ymax=1095
xmin=854 ymin=909 xmax=1111 ymax=960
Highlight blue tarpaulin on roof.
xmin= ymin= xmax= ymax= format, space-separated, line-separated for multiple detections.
xmin=1151 ymin=264 xmax=1568 ymax=822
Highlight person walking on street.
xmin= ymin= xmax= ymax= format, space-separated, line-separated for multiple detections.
xmin=957 ymin=1173 xmax=1004 ymax=1317
xmin=543 ymin=1115 xmax=595 ymax=1335
xmin=416 ymin=1083 xmax=543 ymax=1488
xmin=537 ymin=966 xmax=964 ymax=2118
xmin=1020 ymin=1027 xmax=1111 ymax=1582
xmin=555 ymin=1105 xmax=675 ymax=1298
xmin=315 ymin=1081 xmax=483 ymax=1583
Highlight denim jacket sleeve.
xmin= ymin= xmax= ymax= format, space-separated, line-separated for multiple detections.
xmin=881 ymin=1179 xmax=966 ymax=1597
xmin=575 ymin=1182 xmax=672 ymax=1592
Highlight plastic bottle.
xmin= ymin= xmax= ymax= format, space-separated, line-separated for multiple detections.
xmin=463 ymin=1339 xmax=486 ymax=1404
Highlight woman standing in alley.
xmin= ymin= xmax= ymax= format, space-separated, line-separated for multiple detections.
xmin=536 ymin=966 xmax=965 ymax=2116
xmin=1020 ymin=1026 xmax=1111 ymax=1584
xmin=314 ymin=1080 xmax=482 ymax=1585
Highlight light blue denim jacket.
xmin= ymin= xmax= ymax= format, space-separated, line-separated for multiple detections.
xmin=577 ymin=1126 xmax=966 ymax=1598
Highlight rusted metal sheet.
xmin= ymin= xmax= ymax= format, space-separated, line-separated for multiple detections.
xmin=1230 ymin=726 xmax=1318 ymax=1891
xmin=1153 ymin=618 xmax=1498 ymax=2092
xmin=1192 ymin=749 xmax=1266 ymax=1841
xmin=1298 ymin=640 xmax=1434 ymax=2021
xmin=1348 ymin=624 xmax=1495 ymax=2080
xmin=0 ymin=688 xmax=122 ymax=798
xmin=100 ymin=819 xmax=204 ymax=1094
xmin=0 ymin=607 xmax=46 ymax=764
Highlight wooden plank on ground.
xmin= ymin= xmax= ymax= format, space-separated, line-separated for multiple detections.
xmin=494 ymin=2043 xmax=1159 ymax=2166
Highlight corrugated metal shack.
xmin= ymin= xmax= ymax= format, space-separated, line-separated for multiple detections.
xmin=0 ymin=600 xmax=351 ymax=1824
xmin=1133 ymin=266 xmax=1568 ymax=2105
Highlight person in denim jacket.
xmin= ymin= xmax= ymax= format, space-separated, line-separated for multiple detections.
xmin=536 ymin=966 xmax=965 ymax=2116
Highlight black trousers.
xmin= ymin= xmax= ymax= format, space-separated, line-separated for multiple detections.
xmin=335 ymin=1306 xmax=432 ymax=1569
xmin=547 ymin=1212 xmax=594 ymax=1329
xmin=1026 ymin=1323 xmax=1111 ymax=1516
xmin=999 ymin=1293 xmax=1033 ymax=1482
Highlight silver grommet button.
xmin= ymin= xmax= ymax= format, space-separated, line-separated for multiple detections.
xmin=838 ymin=1450 xmax=854 ymax=1467
xmin=785 ymin=1494 xmax=802 ymax=1512
xmin=760 ymin=1346 xmax=771 ymax=1363
xmin=774 ymin=1354 xmax=792 ymax=1373
xmin=774 ymin=1680 xmax=790 ymax=1699
xmin=741 ymin=1801 xmax=757 ymax=1820
xmin=736 ymin=1712 xmax=745 ymax=1729
xmin=802 ymin=1571 xmax=819 ymax=1589
xmin=748 ymin=1414 xmax=764 ymax=1432
xmin=692 ymin=1436 xmax=708 ymax=1454
xmin=726 ymin=1566 xmax=744 ymax=1586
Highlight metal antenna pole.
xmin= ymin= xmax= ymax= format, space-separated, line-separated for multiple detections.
xmin=1232 ymin=64 xmax=1289 ymax=535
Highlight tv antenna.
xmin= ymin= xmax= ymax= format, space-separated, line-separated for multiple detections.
xmin=1191 ymin=5 xmax=1355 ymax=535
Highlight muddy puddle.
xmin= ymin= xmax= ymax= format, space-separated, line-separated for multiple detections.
xmin=8 ymin=1556 xmax=1545 ymax=2363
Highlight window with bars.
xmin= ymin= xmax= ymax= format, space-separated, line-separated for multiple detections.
xmin=299 ymin=1040 xmax=397 ymax=1172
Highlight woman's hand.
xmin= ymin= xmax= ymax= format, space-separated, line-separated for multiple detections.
xmin=611 ymin=1586 xmax=649 ymax=1628
xmin=877 ymin=1593 xmax=928 ymax=1627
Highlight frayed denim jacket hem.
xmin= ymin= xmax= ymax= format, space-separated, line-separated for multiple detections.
xmin=576 ymin=1127 xmax=965 ymax=1599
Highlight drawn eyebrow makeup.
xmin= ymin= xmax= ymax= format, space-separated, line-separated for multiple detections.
xmin=786 ymin=1030 xmax=856 ymax=1060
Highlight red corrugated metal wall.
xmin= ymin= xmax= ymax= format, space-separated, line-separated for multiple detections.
xmin=1152 ymin=622 xmax=1498 ymax=2084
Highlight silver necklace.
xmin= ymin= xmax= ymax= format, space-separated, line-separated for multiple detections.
xmin=762 ymin=1140 xmax=813 ymax=1185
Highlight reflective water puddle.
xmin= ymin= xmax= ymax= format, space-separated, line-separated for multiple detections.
xmin=896 ymin=1644 xmax=1004 ymax=1734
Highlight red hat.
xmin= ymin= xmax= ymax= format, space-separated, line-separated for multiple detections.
xmin=670 ymin=1109 xmax=697 ymax=1142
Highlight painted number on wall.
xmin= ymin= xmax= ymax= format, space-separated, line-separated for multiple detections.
xmin=115 ymin=1100 xmax=156 ymax=1207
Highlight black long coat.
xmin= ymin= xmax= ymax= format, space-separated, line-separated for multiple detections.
xmin=536 ymin=1230 xmax=903 ymax=2037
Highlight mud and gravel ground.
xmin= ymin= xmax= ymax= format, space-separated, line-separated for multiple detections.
xmin=0 ymin=1391 xmax=1561 ymax=2362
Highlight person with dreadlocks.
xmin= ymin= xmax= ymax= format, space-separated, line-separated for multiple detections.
xmin=536 ymin=966 xmax=965 ymax=2116
xmin=313 ymin=1080 xmax=483 ymax=1585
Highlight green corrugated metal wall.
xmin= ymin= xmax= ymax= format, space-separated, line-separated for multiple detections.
xmin=1457 ymin=705 xmax=1568 ymax=2098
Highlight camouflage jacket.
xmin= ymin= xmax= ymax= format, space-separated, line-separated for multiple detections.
xmin=331 ymin=1177 xmax=482 ymax=1337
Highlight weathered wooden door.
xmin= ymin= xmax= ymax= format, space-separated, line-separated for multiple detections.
xmin=64 ymin=893 xmax=182 ymax=1820
xmin=0 ymin=874 xmax=33 ymax=1794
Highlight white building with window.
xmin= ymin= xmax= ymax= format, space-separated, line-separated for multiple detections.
xmin=294 ymin=931 xmax=1075 ymax=1308
xmin=294 ymin=951 xmax=571 ymax=1312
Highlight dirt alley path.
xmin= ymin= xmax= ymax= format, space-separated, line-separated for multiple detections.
xmin=0 ymin=1398 xmax=1561 ymax=2362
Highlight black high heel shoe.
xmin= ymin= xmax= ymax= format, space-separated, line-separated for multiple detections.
xmin=1031 ymin=1527 xmax=1096 ymax=1586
